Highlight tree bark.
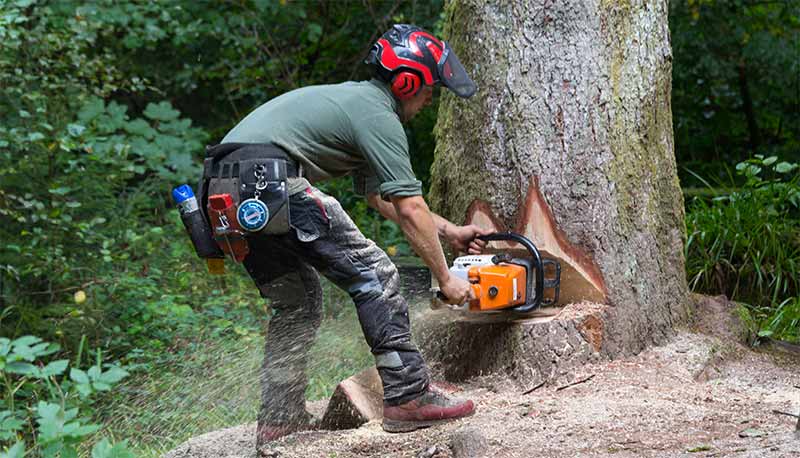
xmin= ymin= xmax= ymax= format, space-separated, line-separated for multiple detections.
xmin=421 ymin=0 xmax=689 ymax=379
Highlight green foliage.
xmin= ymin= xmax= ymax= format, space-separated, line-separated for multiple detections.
xmin=93 ymin=282 xmax=370 ymax=458
xmin=0 ymin=0 xmax=209 ymax=350
xmin=0 ymin=335 xmax=131 ymax=457
xmin=4 ymin=0 xmax=796 ymax=454
xmin=670 ymin=1 xmax=800 ymax=185
xmin=685 ymin=155 xmax=800 ymax=341
xmin=757 ymin=297 xmax=800 ymax=342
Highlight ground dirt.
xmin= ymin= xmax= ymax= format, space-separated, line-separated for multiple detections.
xmin=165 ymin=296 xmax=800 ymax=458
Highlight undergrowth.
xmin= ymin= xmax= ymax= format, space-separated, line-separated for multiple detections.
xmin=685 ymin=155 xmax=800 ymax=342
xmin=96 ymin=278 xmax=370 ymax=458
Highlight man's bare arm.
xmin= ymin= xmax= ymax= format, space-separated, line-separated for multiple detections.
xmin=367 ymin=193 xmax=455 ymax=241
xmin=382 ymin=194 xmax=451 ymax=284
xmin=367 ymin=193 xmax=489 ymax=255
xmin=367 ymin=193 xmax=490 ymax=304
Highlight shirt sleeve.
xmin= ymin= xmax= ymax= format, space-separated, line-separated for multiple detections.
xmin=352 ymin=113 xmax=422 ymax=201
xmin=352 ymin=167 xmax=381 ymax=196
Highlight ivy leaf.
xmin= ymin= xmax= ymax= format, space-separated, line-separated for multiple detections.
xmin=0 ymin=441 xmax=25 ymax=458
xmin=158 ymin=118 xmax=191 ymax=135
xmin=12 ymin=336 xmax=40 ymax=347
xmin=78 ymin=97 xmax=105 ymax=124
xmin=91 ymin=439 xmax=134 ymax=458
xmin=42 ymin=359 xmax=69 ymax=377
xmin=0 ymin=411 xmax=25 ymax=436
xmin=96 ymin=102 xmax=128 ymax=134
xmin=49 ymin=187 xmax=72 ymax=196
xmin=144 ymin=101 xmax=179 ymax=121
xmin=70 ymin=368 xmax=89 ymax=385
xmin=87 ymin=365 xmax=101 ymax=381
xmin=67 ymin=124 xmax=86 ymax=137
xmin=98 ymin=366 xmax=128 ymax=385
xmin=5 ymin=362 xmax=37 ymax=375
xmin=307 ymin=23 xmax=322 ymax=43
xmin=92 ymin=382 xmax=111 ymax=391
xmin=775 ymin=162 xmax=797 ymax=173
xmin=124 ymin=119 xmax=156 ymax=139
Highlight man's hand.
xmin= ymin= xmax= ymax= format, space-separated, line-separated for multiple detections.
xmin=447 ymin=225 xmax=494 ymax=255
xmin=439 ymin=275 xmax=476 ymax=305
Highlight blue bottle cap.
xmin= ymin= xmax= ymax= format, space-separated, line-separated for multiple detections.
xmin=172 ymin=184 xmax=195 ymax=204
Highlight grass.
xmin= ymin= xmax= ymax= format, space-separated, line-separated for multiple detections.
xmin=684 ymin=155 xmax=800 ymax=342
xmin=98 ymin=278 xmax=371 ymax=458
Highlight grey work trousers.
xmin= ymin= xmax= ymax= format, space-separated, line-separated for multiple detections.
xmin=242 ymin=187 xmax=430 ymax=426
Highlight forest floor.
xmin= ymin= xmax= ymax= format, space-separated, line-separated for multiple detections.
xmin=164 ymin=293 xmax=800 ymax=458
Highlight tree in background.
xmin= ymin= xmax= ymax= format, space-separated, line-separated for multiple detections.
xmin=0 ymin=0 xmax=442 ymax=343
xmin=670 ymin=0 xmax=800 ymax=183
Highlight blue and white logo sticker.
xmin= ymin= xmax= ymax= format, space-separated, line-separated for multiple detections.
xmin=237 ymin=198 xmax=269 ymax=232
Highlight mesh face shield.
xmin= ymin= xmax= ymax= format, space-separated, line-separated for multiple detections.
xmin=437 ymin=44 xmax=477 ymax=99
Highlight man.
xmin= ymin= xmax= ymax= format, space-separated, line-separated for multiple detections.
xmin=211 ymin=24 xmax=488 ymax=448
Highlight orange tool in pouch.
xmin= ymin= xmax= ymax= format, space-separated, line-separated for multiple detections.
xmin=207 ymin=194 xmax=250 ymax=262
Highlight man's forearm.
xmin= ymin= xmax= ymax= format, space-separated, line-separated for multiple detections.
xmin=371 ymin=194 xmax=455 ymax=240
xmin=389 ymin=197 xmax=451 ymax=283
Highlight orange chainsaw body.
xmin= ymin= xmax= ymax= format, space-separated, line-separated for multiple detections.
xmin=467 ymin=264 xmax=528 ymax=311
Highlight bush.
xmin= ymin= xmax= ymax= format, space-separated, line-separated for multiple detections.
xmin=0 ymin=334 xmax=132 ymax=457
xmin=685 ymin=155 xmax=800 ymax=341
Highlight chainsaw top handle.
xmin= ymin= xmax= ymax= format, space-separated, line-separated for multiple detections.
xmin=476 ymin=232 xmax=544 ymax=313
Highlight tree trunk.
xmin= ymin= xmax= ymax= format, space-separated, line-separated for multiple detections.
xmin=421 ymin=0 xmax=689 ymax=382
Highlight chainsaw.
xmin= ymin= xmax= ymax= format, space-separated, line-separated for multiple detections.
xmin=434 ymin=232 xmax=561 ymax=313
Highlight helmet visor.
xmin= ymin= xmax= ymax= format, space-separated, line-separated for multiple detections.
xmin=437 ymin=45 xmax=477 ymax=98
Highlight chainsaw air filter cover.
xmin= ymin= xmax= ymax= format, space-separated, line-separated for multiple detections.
xmin=449 ymin=254 xmax=532 ymax=312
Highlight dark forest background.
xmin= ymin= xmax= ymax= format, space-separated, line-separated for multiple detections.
xmin=0 ymin=1 xmax=797 ymax=456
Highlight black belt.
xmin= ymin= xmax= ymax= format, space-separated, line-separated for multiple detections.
xmin=204 ymin=143 xmax=301 ymax=179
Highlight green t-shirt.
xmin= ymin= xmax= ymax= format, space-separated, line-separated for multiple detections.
xmin=222 ymin=79 xmax=422 ymax=200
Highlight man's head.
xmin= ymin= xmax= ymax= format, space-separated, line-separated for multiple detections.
xmin=398 ymin=85 xmax=433 ymax=123
xmin=366 ymin=24 xmax=476 ymax=119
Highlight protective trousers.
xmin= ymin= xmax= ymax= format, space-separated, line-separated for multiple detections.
xmin=242 ymin=187 xmax=430 ymax=426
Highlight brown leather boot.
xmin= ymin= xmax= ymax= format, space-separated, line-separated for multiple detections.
xmin=256 ymin=418 xmax=315 ymax=451
xmin=382 ymin=385 xmax=476 ymax=433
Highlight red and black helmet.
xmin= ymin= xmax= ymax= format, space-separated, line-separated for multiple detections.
xmin=366 ymin=24 xmax=477 ymax=100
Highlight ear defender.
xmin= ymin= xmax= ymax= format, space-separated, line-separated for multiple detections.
xmin=391 ymin=71 xmax=422 ymax=100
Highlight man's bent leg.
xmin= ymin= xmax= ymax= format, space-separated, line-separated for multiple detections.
xmin=282 ymin=188 xmax=474 ymax=434
xmin=243 ymin=243 xmax=322 ymax=442
xmin=293 ymin=190 xmax=429 ymax=406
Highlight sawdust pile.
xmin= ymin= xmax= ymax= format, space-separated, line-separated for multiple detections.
xmin=165 ymin=328 xmax=800 ymax=458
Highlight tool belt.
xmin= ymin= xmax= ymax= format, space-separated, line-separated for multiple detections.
xmin=197 ymin=143 xmax=298 ymax=260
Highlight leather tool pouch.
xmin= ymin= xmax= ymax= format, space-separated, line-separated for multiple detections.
xmin=238 ymin=158 xmax=289 ymax=235
xmin=200 ymin=143 xmax=292 ymax=236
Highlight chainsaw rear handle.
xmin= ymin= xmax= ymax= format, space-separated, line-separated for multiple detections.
xmin=435 ymin=284 xmax=482 ymax=304
xmin=476 ymin=232 xmax=544 ymax=313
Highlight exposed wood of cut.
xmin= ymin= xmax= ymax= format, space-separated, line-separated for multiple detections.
xmin=319 ymin=367 xmax=383 ymax=430
xmin=466 ymin=177 xmax=607 ymax=305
